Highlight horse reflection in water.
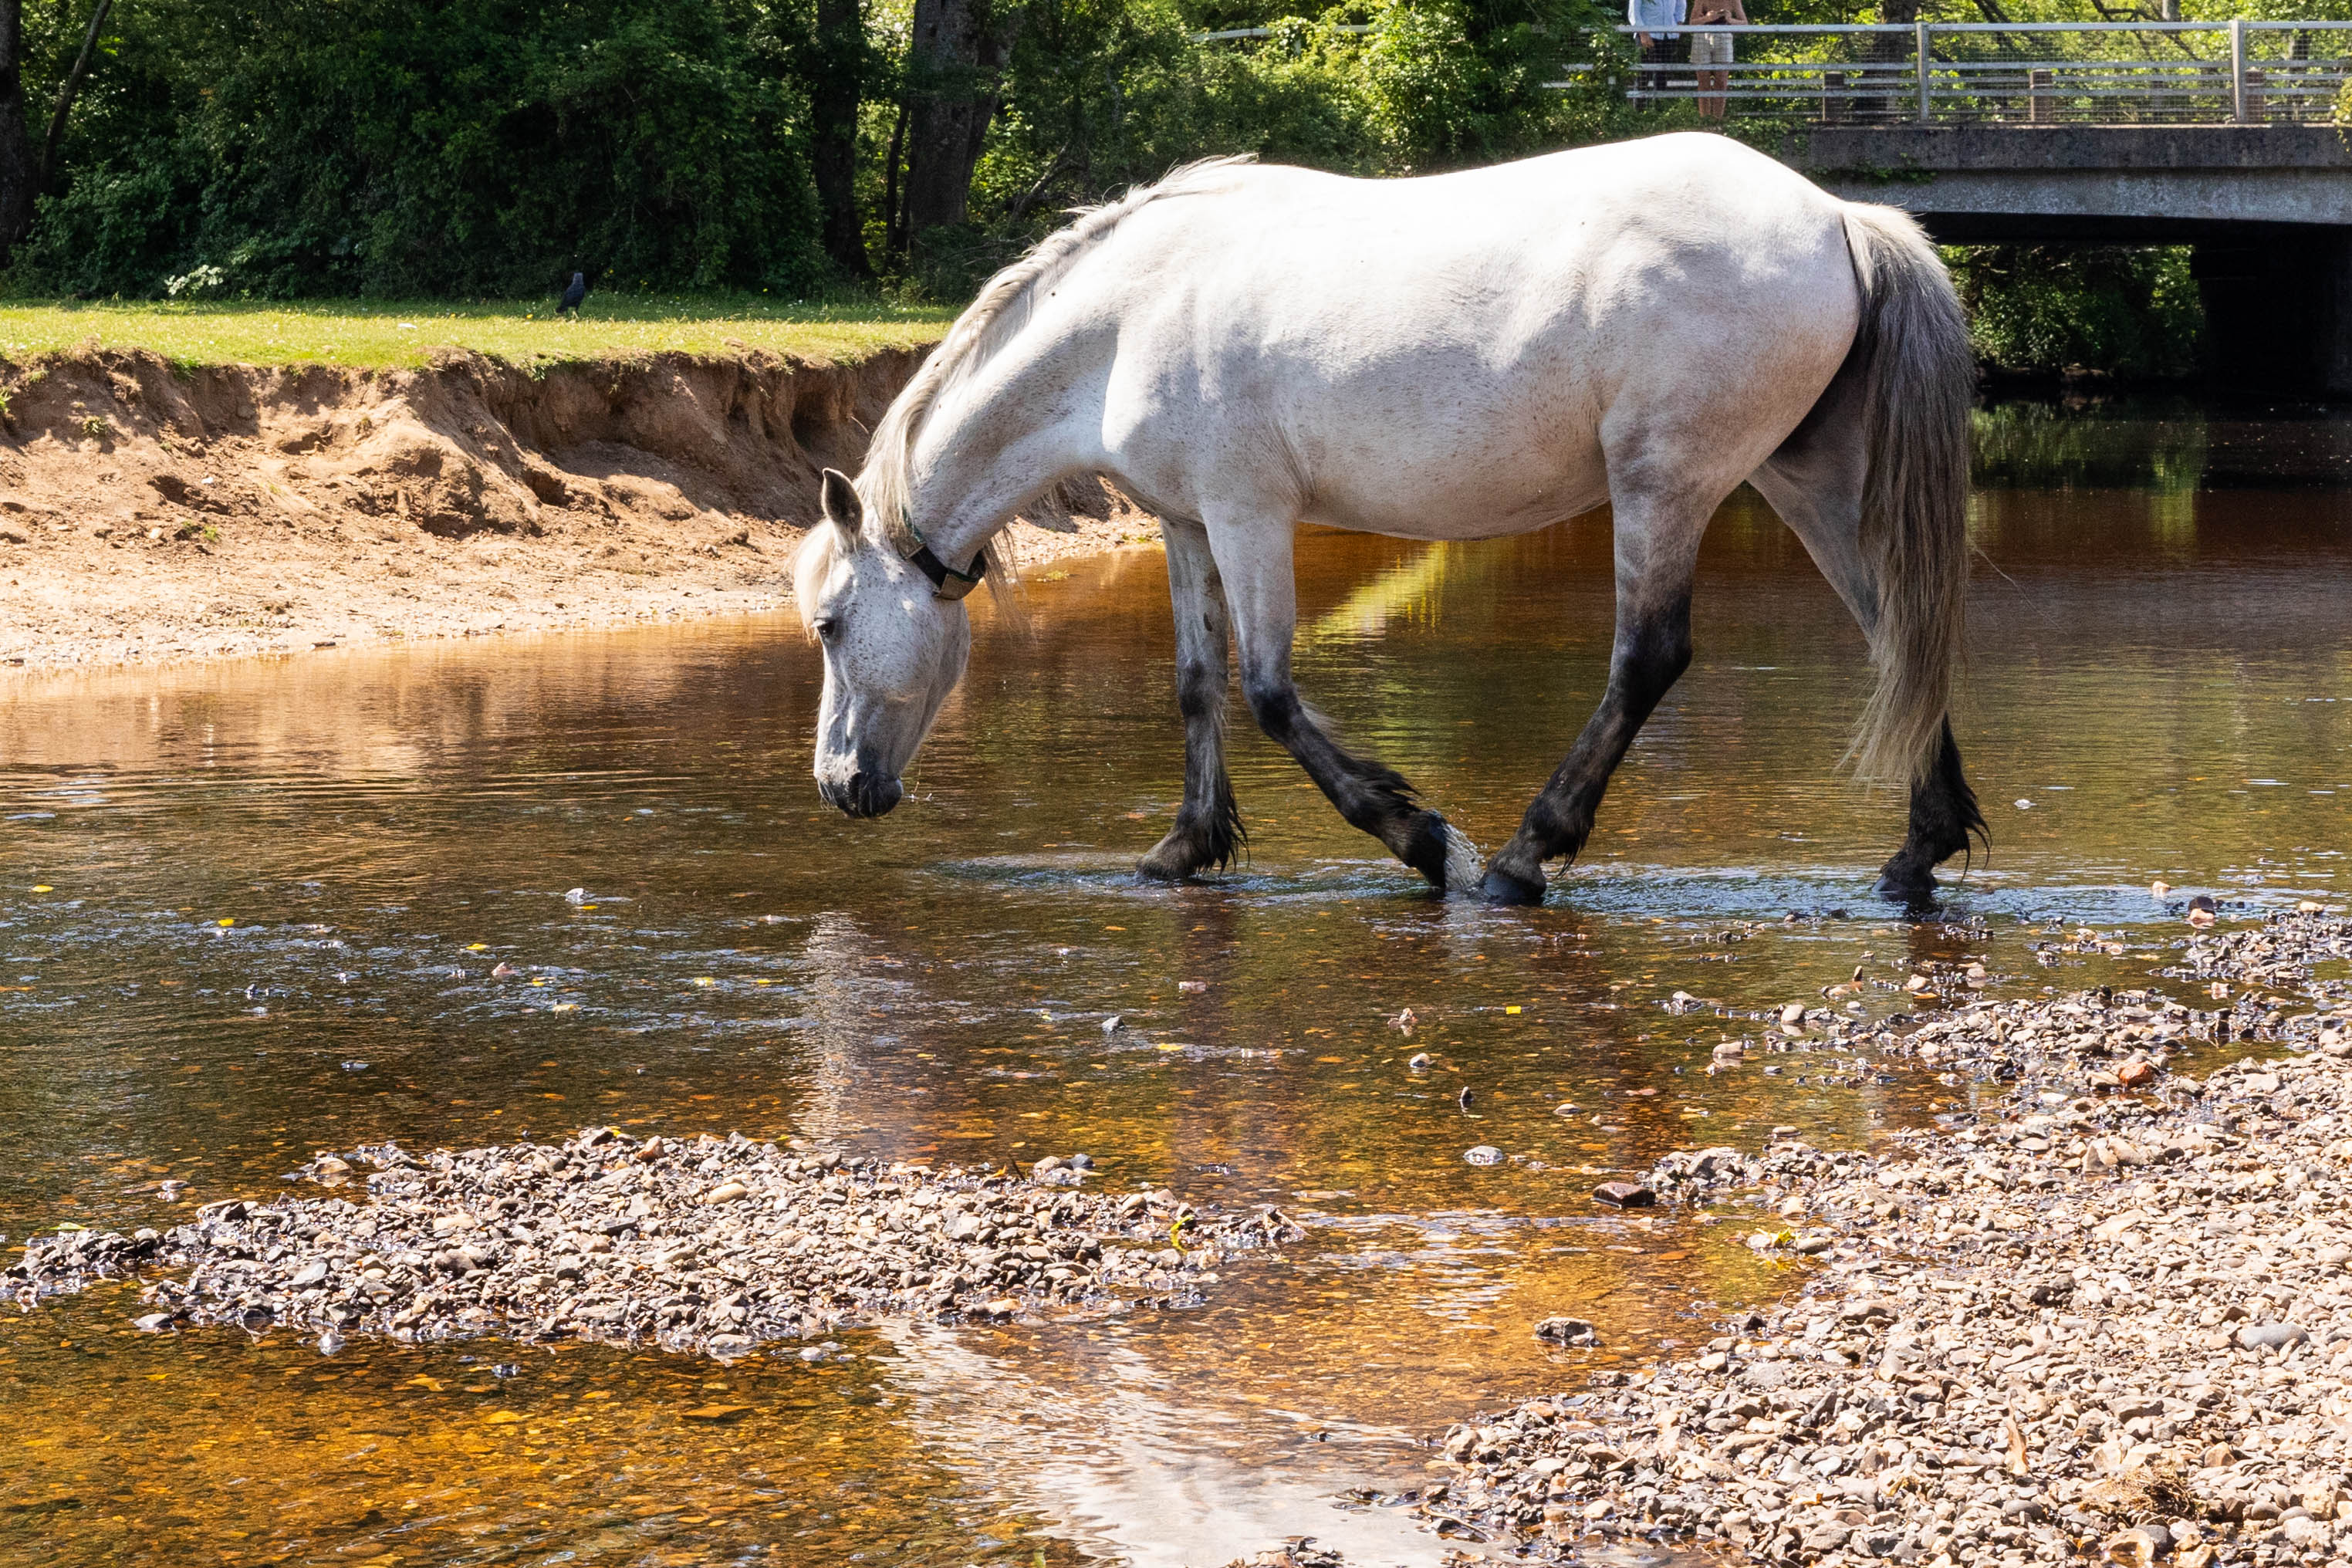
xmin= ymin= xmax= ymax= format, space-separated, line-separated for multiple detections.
xmin=794 ymin=133 xmax=1986 ymax=904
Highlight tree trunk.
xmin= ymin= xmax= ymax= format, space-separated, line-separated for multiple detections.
xmin=808 ymin=0 xmax=870 ymax=279
xmin=1867 ymin=0 xmax=1921 ymax=116
xmin=901 ymin=0 xmax=1019 ymax=245
xmin=42 ymin=0 xmax=117 ymax=184
xmin=882 ymin=100 xmax=907 ymax=260
xmin=0 ymin=0 xmax=35 ymax=257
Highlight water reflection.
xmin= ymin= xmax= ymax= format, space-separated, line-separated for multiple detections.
xmin=1 ymin=399 xmax=2347 ymax=1565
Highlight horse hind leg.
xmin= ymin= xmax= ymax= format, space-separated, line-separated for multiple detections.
xmin=1140 ymin=518 xmax=1246 ymax=880
xmin=1749 ymin=434 xmax=1985 ymax=904
xmin=1874 ymin=718 xmax=1986 ymax=900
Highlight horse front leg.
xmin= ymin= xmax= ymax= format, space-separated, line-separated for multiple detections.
xmin=1479 ymin=498 xmax=1705 ymax=905
xmin=1209 ymin=513 xmax=1481 ymax=893
xmin=1139 ymin=517 xmax=1245 ymax=880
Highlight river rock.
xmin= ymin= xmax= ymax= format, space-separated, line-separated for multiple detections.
xmin=1591 ymin=1181 xmax=1654 ymax=1208
xmin=5 ymin=1127 xmax=1306 ymax=1360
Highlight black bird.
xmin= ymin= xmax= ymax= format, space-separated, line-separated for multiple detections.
xmin=557 ymin=272 xmax=586 ymax=316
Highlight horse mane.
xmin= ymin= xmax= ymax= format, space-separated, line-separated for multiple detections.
xmin=855 ymin=155 xmax=1258 ymax=593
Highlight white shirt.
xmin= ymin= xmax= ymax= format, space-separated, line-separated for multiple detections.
xmin=1629 ymin=0 xmax=1685 ymax=37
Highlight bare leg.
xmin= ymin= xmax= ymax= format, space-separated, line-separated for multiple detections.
xmin=1139 ymin=517 xmax=1245 ymax=880
xmin=1478 ymin=494 xmax=1709 ymax=904
xmin=1208 ymin=512 xmax=1480 ymax=892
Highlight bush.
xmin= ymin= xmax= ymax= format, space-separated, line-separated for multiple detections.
xmin=1945 ymin=244 xmax=2204 ymax=382
xmin=15 ymin=0 xmax=830 ymax=300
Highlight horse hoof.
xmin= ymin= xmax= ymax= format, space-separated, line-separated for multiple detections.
xmin=1478 ymin=868 xmax=1545 ymax=905
xmin=1401 ymin=814 xmax=1484 ymax=892
xmin=1874 ymin=866 xmax=1938 ymax=904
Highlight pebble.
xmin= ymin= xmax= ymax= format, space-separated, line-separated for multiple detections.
xmin=1412 ymin=907 xmax=2352 ymax=1568
xmin=1465 ymin=1146 xmax=1505 ymax=1167
xmin=1533 ymin=1316 xmax=1600 ymax=1347
xmin=7 ymin=1128 xmax=1303 ymax=1359
xmin=1591 ymin=1181 xmax=1654 ymax=1208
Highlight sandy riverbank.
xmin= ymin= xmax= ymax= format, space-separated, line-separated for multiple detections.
xmin=0 ymin=345 xmax=1156 ymax=671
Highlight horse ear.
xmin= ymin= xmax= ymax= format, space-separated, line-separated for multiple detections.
xmin=819 ymin=469 xmax=863 ymax=542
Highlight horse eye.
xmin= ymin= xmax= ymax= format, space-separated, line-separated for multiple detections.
xmin=814 ymin=617 xmax=840 ymax=642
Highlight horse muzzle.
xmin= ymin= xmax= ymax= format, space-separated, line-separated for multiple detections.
xmin=820 ymin=770 xmax=903 ymax=819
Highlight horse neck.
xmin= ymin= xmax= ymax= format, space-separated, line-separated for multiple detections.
xmin=904 ymin=319 xmax=1106 ymax=565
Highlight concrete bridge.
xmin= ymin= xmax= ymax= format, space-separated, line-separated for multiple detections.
xmin=1782 ymin=125 xmax=2352 ymax=394
xmin=1597 ymin=19 xmax=2352 ymax=391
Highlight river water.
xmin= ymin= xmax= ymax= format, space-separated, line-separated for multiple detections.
xmin=2 ymin=397 xmax=2347 ymax=1567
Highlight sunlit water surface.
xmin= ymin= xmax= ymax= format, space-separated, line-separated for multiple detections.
xmin=2 ymin=397 xmax=2347 ymax=1566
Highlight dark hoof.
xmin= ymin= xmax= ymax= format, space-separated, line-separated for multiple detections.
xmin=1139 ymin=842 xmax=1212 ymax=883
xmin=1478 ymin=868 xmax=1545 ymax=906
xmin=1137 ymin=853 xmax=1188 ymax=883
xmin=1874 ymin=862 xmax=1938 ymax=905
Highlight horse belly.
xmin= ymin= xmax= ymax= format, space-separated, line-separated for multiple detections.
xmin=1289 ymin=370 xmax=1609 ymax=540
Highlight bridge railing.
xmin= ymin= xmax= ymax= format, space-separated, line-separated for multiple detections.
xmin=1605 ymin=20 xmax=2352 ymax=123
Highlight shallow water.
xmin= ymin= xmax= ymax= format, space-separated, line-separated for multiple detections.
xmin=2 ymin=395 xmax=2347 ymax=1566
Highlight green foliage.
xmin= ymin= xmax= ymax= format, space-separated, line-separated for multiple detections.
xmin=947 ymin=0 xmax=1627 ymax=269
xmin=0 ymin=0 xmax=2246 ymax=402
xmin=1945 ymin=244 xmax=2204 ymax=382
xmin=12 ymin=0 xmax=830 ymax=299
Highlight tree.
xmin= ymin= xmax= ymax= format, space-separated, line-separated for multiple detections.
xmin=901 ymin=0 xmax=1022 ymax=249
xmin=0 ymin=0 xmax=32 ymax=255
xmin=0 ymin=0 xmax=119 ymax=259
xmin=807 ymin=0 xmax=872 ymax=277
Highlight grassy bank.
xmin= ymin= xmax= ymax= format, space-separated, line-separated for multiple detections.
xmin=0 ymin=296 xmax=957 ymax=370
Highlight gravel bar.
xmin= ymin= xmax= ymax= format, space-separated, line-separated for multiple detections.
xmin=1418 ymin=909 xmax=2352 ymax=1567
xmin=7 ymin=1127 xmax=1300 ymax=1356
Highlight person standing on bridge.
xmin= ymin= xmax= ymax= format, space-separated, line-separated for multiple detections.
xmin=1628 ymin=0 xmax=1688 ymax=110
xmin=1687 ymin=0 xmax=1747 ymax=120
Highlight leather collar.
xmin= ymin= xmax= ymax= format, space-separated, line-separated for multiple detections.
xmin=907 ymin=529 xmax=985 ymax=601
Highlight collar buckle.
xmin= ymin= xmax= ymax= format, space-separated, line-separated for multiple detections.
xmin=906 ymin=529 xmax=985 ymax=601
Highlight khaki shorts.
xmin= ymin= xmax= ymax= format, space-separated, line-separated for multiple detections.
xmin=1689 ymin=30 xmax=1735 ymax=66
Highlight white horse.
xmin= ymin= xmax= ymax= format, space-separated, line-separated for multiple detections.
xmin=794 ymin=132 xmax=1985 ymax=904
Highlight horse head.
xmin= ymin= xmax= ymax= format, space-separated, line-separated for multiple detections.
xmin=792 ymin=469 xmax=972 ymax=818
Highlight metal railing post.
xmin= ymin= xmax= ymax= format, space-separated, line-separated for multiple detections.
xmin=2231 ymin=18 xmax=2249 ymax=122
xmin=1916 ymin=19 xmax=1932 ymax=123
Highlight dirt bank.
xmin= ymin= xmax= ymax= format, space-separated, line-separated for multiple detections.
xmin=0 ymin=346 xmax=1154 ymax=668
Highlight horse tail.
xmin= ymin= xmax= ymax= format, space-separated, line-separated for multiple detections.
xmin=1835 ymin=201 xmax=1974 ymax=789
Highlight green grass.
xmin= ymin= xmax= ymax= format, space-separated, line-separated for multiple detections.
xmin=0 ymin=292 xmax=958 ymax=370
